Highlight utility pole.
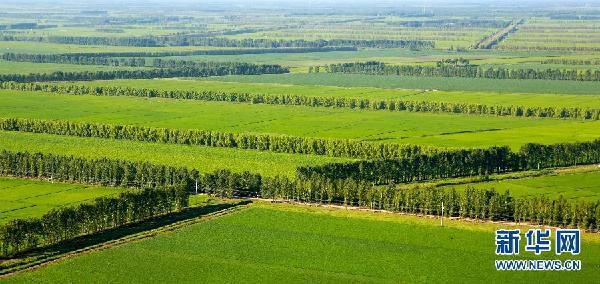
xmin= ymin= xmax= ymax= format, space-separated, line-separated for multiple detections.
xmin=440 ymin=202 xmax=444 ymax=227
xmin=195 ymin=179 xmax=198 ymax=195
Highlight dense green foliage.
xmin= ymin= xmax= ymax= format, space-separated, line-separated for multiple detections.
xmin=0 ymin=63 xmax=288 ymax=82
xmin=1 ymin=149 xmax=597 ymax=231
xmin=2 ymin=81 xmax=598 ymax=120
xmin=0 ymin=117 xmax=425 ymax=160
xmin=2 ymin=47 xmax=358 ymax=60
xmin=0 ymin=35 xmax=434 ymax=49
xmin=541 ymin=58 xmax=600 ymax=65
xmin=0 ymin=186 xmax=189 ymax=257
xmin=1 ymin=53 xmax=147 ymax=67
xmin=312 ymin=61 xmax=600 ymax=81
xmin=297 ymin=139 xmax=600 ymax=183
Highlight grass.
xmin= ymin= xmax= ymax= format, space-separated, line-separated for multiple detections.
xmin=4 ymin=202 xmax=599 ymax=283
xmin=0 ymin=177 xmax=122 ymax=224
xmin=1 ymin=90 xmax=599 ymax=149
xmin=0 ymin=41 xmax=226 ymax=54
xmin=0 ymin=131 xmax=349 ymax=177
xmin=78 ymin=78 xmax=600 ymax=109
xmin=443 ymin=169 xmax=600 ymax=201
xmin=205 ymin=73 xmax=600 ymax=95
xmin=0 ymin=60 xmax=143 ymax=75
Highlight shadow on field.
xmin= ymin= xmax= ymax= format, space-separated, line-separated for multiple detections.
xmin=0 ymin=200 xmax=252 ymax=275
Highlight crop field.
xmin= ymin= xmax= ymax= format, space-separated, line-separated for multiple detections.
xmin=1 ymin=0 xmax=599 ymax=282
xmin=0 ymin=131 xmax=347 ymax=177
xmin=205 ymin=73 xmax=600 ymax=95
xmin=1 ymin=90 xmax=599 ymax=149
xmin=0 ymin=177 xmax=122 ymax=224
xmin=78 ymin=78 xmax=600 ymax=108
xmin=5 ymin=203 xmax=600 ymax=283
xmin=0 ymin=41 xmax=227 ymax=54
xmin=0 ymin=60 xmax=143 ymax=74
xmin=499 ymin=18 xmax=600 ymax=51
xmin=442 ymin=168 xmax=600 ymax=201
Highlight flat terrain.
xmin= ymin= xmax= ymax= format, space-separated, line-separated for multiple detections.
xmin=1 ymin=90 xmax=599 ymax=149
xmin=0 ymin=131 xmax=347 ymax=177
xmin=206 ymin=73 xmax=600 ymax=95
xmin=0 ymin=60 xmax=143 ymax=74
xmin=5 ymin=203 xmax=599 ymax=283
xmin=0 ymin=177 xmax=122 ymax=224
xmin=443 ymin=169 xmax=600 ymax=201
xmin=78 ymin=79 xmax=600 ymax=109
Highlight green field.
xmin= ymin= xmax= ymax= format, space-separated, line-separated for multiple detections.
xmin=0 ymin=60 xmax=143 ymax=74
xmin=205 ymin=73 xmax=600 ymax=95
xmin=0 ymin=41 xmax=225 ymax=54
xmin=0 ymin=131 xmax=347 ymax=177
xmin=1 ymin=2 xmax=600 ymax=282
xmin=0 ymin=177 xmax=122 ymax=224
xmin=1 ymin=90 xmax=599 ymax=149
xmin=78 ymin=78 xmax=600 ymax=109
xmin=443 ymin=169 xmax=600 ymax=201
xmin=5 ymin=202 xmax=599 ymax=283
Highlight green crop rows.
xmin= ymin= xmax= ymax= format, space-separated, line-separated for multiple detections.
xmin=6 ymin=203 xmax=600 ymax=283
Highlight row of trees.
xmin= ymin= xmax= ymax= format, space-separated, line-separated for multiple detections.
xmin=473 ymin=19 xmax=523 ymax=49
xmin=0 ymin=35 xmax=434 ymax=49
xmin=2 ymin=149 xmax=597 ymax=230
xmin=0 ymin=48 xmax=357 ymax=66
xmin=39 ymin=47 xmax=358 ymax=58
xmin=1 ymin=53 xmax=147 ymax=67
xmin=0 ymin=64 xmax=288 ymax=82
xmin=311 ymin=61 xmax=600 ymax=81
xmin=0 ymin=149 xmax=597 ymax=249
xmin=297 ymin=139 xmax=600 ymax=184
xmin=261 ymin=175 xmax=599 ymax=230
xmin=0 ymin=186 xmax=189 ymax=257
xmin=2 ymin=81 xmax=598 ymax=121
xmin=541 ymin=58 xmax=600 ymax=65
xmin=0 ymin=117 xmax=426 ymax=160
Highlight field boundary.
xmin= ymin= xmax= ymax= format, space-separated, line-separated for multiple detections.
xmin=0 ymin=200 xmax=252 ymax=278
xmin=255 ymin=198 xmax=599 ymax=234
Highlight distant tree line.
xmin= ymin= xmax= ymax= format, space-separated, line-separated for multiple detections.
xmin=0 ymin=23 xmax=57 ymax=30
xmin=393 ymin=19 xmax=510 ymax=28
xmin=296 ymin=139 xmax=600 ymax=184
xmin=0 ymin=47 xmax=357 ymax=66
xmin=55 ymin=47 xmax=358 ymax=58
xmin=0 ymin=34 xmax=434 ymax=49
xmin=261 ymin=175 xmax=599 ymax=231
xmin=541 ymin=58 xmax=600 ymax=65
xmin=473 ymin=19 xmax=523 ymax=49
xmin=1 ymin=53 xmax=147 ymax=67
xmin=2 ymin=81 xmax=598 ymax=121
xmin=310 ymin=61 xmax=600 ymax=81
xmin=1 ymin=149 xmax=597 ymax=240
xmin=0 ymin=186 xmax=189 ymax=257
xmin=0 ymin=117 xmax=426 ymax=160
xmin=498 ymin=45 xmax=600 ymax=52
xmin=0 ymin=63 xmax=288 ymax=82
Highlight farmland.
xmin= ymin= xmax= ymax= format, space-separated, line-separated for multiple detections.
xmin=0 ymin=0 xmax=599 ymax=282
xmin=441 ymin=167 xmax=600 ymax=201
xmin=0 ymin=131 xmax=348 ymax=177
xmin=76 ymin=78 xmax=600 ymax=108
xmin=1 ymin=90 xmax=599 ymax=149
xmin=5 ymin=203 xmax=600 ymax=283
xmin=206 ymin=73 xmax=600 ymax=95
xmin=0 ymin=177 xmax=122 ymax=224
